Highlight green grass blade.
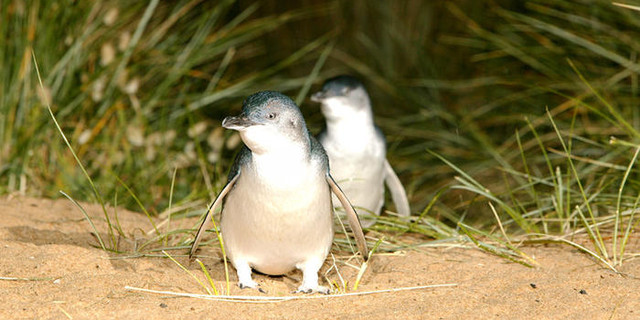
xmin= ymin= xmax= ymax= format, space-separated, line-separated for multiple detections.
xmin=32 ymin=50 xmax=116 ymax=248
xmin=115 ymin=175 xmax=159 ymax=235
xmin=613 ymin=146 xmax=640 ymax=265
xmin=295 ymin=41 xmax=334 ymax=105
xmin=546 ymin=108 xmax=608 ymax=260
xmin=162 ymin=250 xmax=212 ymax=295
xmin=59 ymin=190 xmax=106 ymax=251
xmin=196 ymin=258 xmax=219 ymax=296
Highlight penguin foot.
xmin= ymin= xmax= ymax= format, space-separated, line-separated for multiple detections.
xmin=235 ymin=261 xmax=262 ymax=292
xmin=295 ymin=258 xmax=328 ymax=294
xmin=295 ymin=284 xmax=330 ymax=295
xmin=238 ymin=281 xmax=267 ymax=293
xmin=238 ymin=281 xmax=266 ymax=293
xmin=238 ymin=279 xmax=259 ymax=290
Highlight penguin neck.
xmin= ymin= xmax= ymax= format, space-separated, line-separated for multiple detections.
xmin=324 ymin=108 xmax=377 ymax=146
xmin=250 ymin=136 xmax=312 ymax=177
xmin=240 ymin=126 xmax=311 ymax=163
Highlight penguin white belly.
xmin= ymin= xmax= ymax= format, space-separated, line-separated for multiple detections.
xmin=329 ymin=152 xmax=385 ymax=226
xmin=321 ymin=135 xmax=386 ymax=227
xmin=221 ymin=160 xmax=334 ymax=275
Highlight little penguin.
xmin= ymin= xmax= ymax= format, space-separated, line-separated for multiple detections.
xmin=311 ymin=75 xmax=411 ymax=227
xmin=189 ymin=91 xmax=368 ymax=294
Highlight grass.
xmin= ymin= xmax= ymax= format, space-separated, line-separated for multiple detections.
xmin=2 ymin=0 xmax=330 ymax=210
xmin=6 ymin=0 xmax=640 ymax=296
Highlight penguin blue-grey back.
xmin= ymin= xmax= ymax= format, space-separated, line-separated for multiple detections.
xmin=312 ymin=75 xmax=411 ymax=227
xmin=189 ymin=91 xmax=368 ymax=294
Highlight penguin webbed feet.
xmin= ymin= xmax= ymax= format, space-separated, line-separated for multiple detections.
xmin=294 ymin=284 xmax=330 ymax=295
xmin=238 ymin=280 xmax=266 ymax=293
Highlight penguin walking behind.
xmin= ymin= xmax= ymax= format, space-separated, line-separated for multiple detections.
xmin=312 ymin=75 xmax=411 ymax=227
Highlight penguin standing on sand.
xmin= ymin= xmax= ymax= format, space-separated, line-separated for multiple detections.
xmin=190 ymin=91 xmax=368 ymax=294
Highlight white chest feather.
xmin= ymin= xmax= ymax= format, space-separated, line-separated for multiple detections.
xmin=320 ymin=109 xmax=387 ymax=223
xmin=220 ymin=152 xmax=334 ymax=275
xmin=253 ymin=153 xmax=313 ymax=190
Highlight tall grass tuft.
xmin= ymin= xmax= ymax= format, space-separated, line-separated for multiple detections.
xmin=2 ymin=1 xmax=333 ymax=212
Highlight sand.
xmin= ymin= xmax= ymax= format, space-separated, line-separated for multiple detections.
xmin=0 ymin=195 xmax=638 ymax=319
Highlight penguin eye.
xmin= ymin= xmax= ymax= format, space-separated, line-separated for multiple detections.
xmin=266 ymin=113 xmax=277 ymax=120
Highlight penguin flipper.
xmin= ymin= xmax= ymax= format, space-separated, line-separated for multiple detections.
xmin=326 ymin=174 xmax=369 ymax=261
xmin=383 ymin=159 xmax=410 ymax=217
xmin=189 ymin=173 xmax=239 ymax=258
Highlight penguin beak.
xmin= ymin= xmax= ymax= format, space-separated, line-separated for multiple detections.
xmin=310 ymin=91 xmax=326 ymax=102
xmin=222 ymin=115 xmax=260 ymax=130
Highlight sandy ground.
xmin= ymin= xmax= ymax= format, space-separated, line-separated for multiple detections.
xmin=1 ymin=195 xmax=639 ymax=319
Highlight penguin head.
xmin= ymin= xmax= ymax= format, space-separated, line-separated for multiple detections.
xmin=311 ymin=75 xmax=371 ymax=121
xmin=223 ymin=91 xmax=309 ymax=154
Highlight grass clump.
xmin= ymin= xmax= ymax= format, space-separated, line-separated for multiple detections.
xmin=1 ymin=0 xmax=331 ymax=211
